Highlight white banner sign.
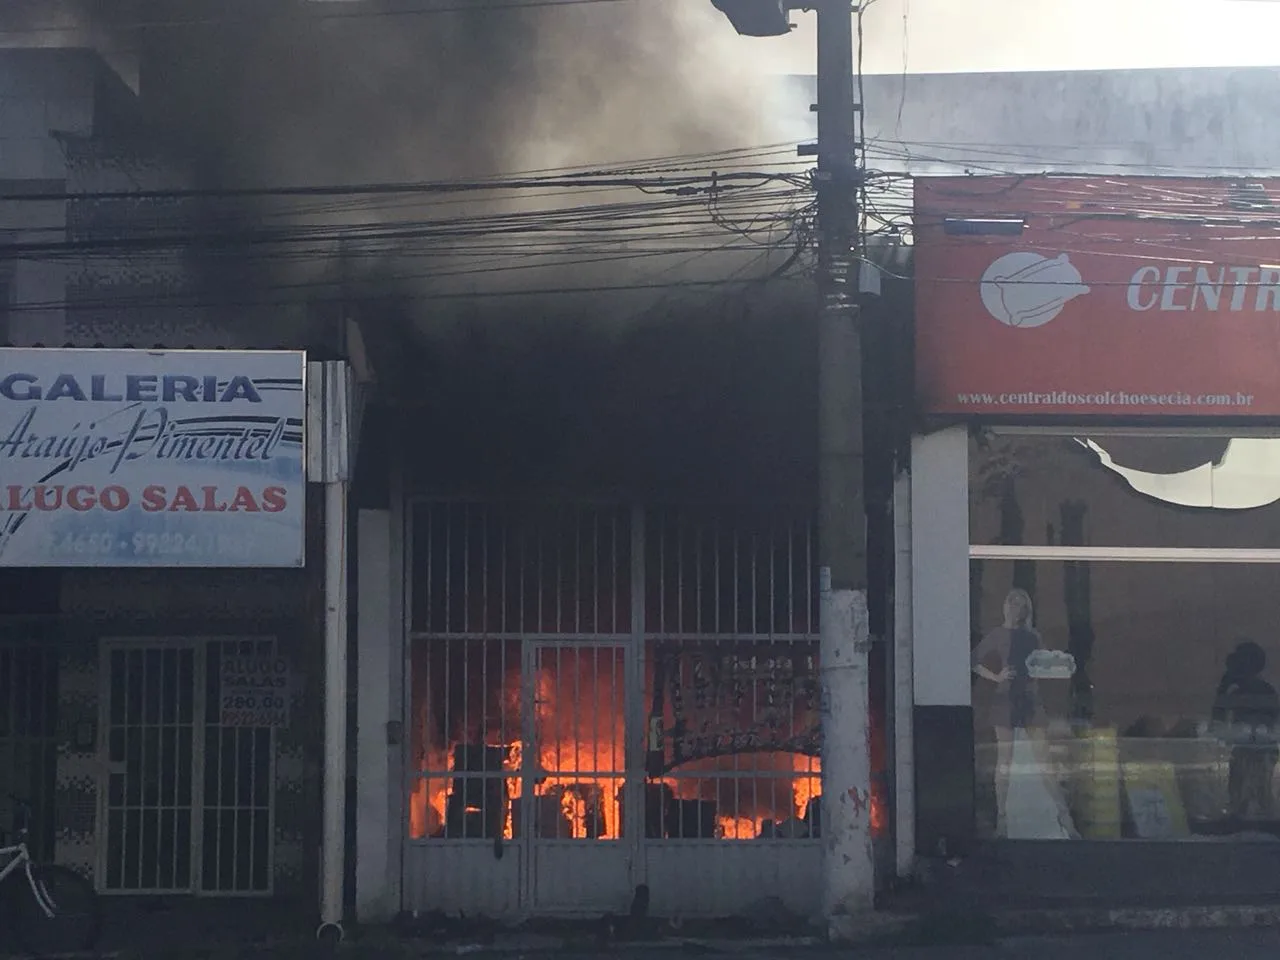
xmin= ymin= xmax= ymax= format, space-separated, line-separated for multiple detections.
xmin=220 ymin=654 xmax=291 ymax=728
xmin=0 ymin=348 xmax=305 ymax=567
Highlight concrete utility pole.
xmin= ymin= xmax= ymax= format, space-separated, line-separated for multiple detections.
xmin=713 ymin=0 xmax=874 ymax=936
xmin=812 ymin=0 xmax=874 ymax=935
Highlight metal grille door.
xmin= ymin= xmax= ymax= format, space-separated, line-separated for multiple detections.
xmin=100 ymin=638 xmax=276 ymax=895
xmin=526 ymin=642 xmax=630 ymax=912
xmin=101 ymin=645 xmax=198 ymax=893
xmin=0 ymin=644 xmax=59 ymax=861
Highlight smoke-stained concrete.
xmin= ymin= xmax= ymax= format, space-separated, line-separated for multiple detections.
xmin=363 ymin=277 xmax=822 ymax=501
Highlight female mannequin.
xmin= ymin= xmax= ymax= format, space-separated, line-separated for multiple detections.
xmin=973 ymin=588 xmax=1078 ymax=839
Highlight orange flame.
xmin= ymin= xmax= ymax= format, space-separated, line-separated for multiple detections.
xmin=407 ymin=650 xmax=897 ymax=843
xmin=718 ymin=816 xmax=760 ymax=839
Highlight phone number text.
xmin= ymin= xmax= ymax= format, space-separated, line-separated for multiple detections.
xmin=45 ymin=531 xmax=262 ymax=560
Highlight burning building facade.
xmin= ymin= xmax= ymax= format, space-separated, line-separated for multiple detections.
xmin=351 ymin=281 xmax=902 ymax=921
xmin=0 ymin=2 xmax=906 ymax=927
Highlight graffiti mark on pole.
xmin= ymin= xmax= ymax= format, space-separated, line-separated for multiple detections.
xmin=847 ymin=786 xmax=870 ymax=818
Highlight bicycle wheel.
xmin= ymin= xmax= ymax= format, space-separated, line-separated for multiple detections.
xmin=7 ymin=864 xmax=101 ymax=957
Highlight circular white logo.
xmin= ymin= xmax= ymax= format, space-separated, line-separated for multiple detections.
xmin=979 ymin=251 xmax=1091 ymax=328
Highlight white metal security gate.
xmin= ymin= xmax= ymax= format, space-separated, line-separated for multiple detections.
xmin=98 ymin=638 xmax=276 ymax=895
xmin=404 ymin=501 xmax=823 ymax=919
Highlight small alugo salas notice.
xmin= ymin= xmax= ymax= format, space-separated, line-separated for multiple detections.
xmin=220 ymin=653 xmax=291 ymax=728
xmin=0 ymin=348 xmax=305 ymax=567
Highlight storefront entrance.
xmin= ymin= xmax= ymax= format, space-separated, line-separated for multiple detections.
xmin=98 ymin=638 xmax=277 ymax=896
xmin=403 ymin=501 xmax=829 ymax=919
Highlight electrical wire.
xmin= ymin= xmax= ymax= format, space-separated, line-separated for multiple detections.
xmin=0 ymin=171 xmax=803 ymax=204
xmin=0 ymin=161 xmax=816 ymax=313
xmin=5 ymin=192 xmax=808 ymax=267
xmin=0 ymin=0 xmax=652 ymax=38
xmin=3 ymin=275 xmax=810 ymax=315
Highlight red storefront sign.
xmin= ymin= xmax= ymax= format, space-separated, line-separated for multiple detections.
xmin=914 ymin=176 xmax=1280 ymax=418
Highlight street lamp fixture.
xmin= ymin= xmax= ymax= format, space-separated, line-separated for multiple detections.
xmin=710 ymin=0 xmax=794 ymax=36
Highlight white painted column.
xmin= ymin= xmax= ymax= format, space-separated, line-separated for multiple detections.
xmin=892 ymin=471 xmax=915 ymax=879
xmin=386 ymin=461 xmax=406 ymax=918
xmin=910 ymin=427 xmax=971 ymax=710
xmin=355 ymin=509 xmax=393 ymax=921
xmin=320 ymin=480 xmax=349 ymax=937
xmin=307 ymin=359 xmax=355 ymax=939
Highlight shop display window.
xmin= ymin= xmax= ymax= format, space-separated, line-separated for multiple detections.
xmin=970 ymin=432 xmax=1280 ymax=841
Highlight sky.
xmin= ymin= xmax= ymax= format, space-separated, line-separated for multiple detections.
xmin=746 ymin=0 xmax=1280 ymax=75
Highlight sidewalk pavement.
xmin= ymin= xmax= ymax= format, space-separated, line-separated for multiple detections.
xmin=9 ymin=901 xmax=1280 ymax=960
xmin=106 ymin=928 xmax=1280 ymax=960
xmin=597 ymin=930 xmax=1278 ymax=959
xmin=985 ymin=930 xmax=1280 ymax=960
xmin=5 ymin=926 xmax=1280 ymax=960
xmin=390 ymin=929 xmax=1280 ymax=960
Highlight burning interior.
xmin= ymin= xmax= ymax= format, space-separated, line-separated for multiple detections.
xmin=407 ymin=639 xmax=826 ymax=842
xmin=406 ymin=502 xmax=885 ymax=844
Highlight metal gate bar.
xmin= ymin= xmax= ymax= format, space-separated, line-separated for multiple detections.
xmin=102 ymin=645 xmax=198 ymax=892
xmin=408 ymin=502 xmax=633 ymax=847
xmin=646 ymin=507 xmax=817 ymax=637
xmin=408 ymin=636 xmax=522 ymax=841
xmin=0 ymin=643 xmax=58 ymax=861
xmin=202 ymin=639 xmax=275 ymax=894
xmin=413 ymin=502 xmax=631 ymax=637
xmin=643 ymin=507 xmax=821 ymax=842
xmin=643 ymin=637 xmax=821 ymax=840
xmin=529 ymin=644 xmax=626 ymax=841
xmin=101 ymin=638 xmax=276 ymax=895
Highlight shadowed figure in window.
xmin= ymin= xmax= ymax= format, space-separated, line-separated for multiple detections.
xmin=1213 ymin=640 xmax=1280 ymax=822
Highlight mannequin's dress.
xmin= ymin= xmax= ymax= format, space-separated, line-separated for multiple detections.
xmin=975 ymin=626 xmax=1078 ymax=840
